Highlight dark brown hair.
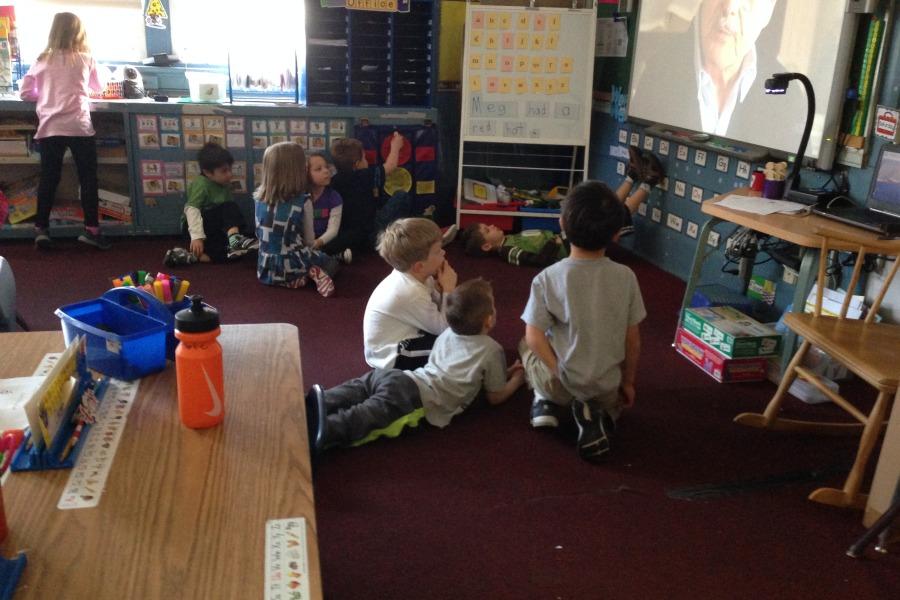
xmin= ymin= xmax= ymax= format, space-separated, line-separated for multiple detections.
xmin=330 ymin=138 xmax=364 ymax=173
xmin=446 ymin=278 xmax=494 ymax=336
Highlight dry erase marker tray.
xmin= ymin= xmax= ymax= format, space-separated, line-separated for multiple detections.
xmin=11 ymin=377 xmax=109 ymax=472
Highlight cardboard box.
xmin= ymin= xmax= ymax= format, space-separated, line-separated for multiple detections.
xmin=675 ymin=327 xmax=768 ymax=383
xmin=681 ymin=306 xmax=781 ymax=358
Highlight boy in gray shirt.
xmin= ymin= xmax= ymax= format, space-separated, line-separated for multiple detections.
xmin=305 ymin=278 xmax=526 ymax=452
xmin=521 ymin=181 xmax=646 ymax=462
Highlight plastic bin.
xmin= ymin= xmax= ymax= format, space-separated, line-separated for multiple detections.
xmin=55 ymin=287 xmax=170 ymax=380
xmin=519 ymin=206 xmax=561 ymax=233
xmin=459 ymin=202 xmax=519 ymax=232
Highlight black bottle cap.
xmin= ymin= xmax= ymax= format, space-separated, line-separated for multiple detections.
xmin=175 ymin=295 xmax=220 ymax=333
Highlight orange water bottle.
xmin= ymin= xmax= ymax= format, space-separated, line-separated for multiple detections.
xmin=174 ymin=295 xmax=224 ymax=428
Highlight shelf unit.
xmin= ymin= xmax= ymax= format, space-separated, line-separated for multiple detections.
xmin=304 ymin=0 xmax=436 ymax=107
xmin=0 ymin=108 xmax=134 ymax=238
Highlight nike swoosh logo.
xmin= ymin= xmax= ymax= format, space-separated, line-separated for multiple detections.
xmin=201 ymin=365 xmax=223 ymax=418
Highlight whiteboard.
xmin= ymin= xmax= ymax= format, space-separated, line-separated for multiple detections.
xmin=459 ymin=4 xmax=597 ymax=146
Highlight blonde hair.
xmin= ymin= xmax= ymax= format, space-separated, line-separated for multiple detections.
xmin=377 ymin=218 xmax=441 ymax=272
xmin=38 ymin=13 xmax=89 ymax=62
xmin=253 ymin=142 xmax=308 ymax=205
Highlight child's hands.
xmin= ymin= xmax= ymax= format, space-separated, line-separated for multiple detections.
xmin=390 ymin=131 xmax=404 ymax=153
xmin=313 ymin=238 xmax=324 ymax=250
xmin=190 ymin=238 xmax=205 ymax=258
xmin=507 ymin=360 xmax=526 ymax=388
xmin=619 ymin=382 xmax=636 ymax=408
xmin=436 ymin=260 xmax=457 ymax=294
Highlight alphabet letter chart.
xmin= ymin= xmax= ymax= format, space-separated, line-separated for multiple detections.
xmin=460 ymin=4 xmax=597 ymax=145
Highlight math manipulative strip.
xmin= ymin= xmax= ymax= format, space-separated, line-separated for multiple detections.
xmin=265 ymin=518 xmax=310 ymax=600
xmin=57 ymin=377 xmax=140 ymax=510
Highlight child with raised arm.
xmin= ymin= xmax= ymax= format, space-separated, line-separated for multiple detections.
xmin=164 ymin=142 xmax=258 ymax=265
xmin=305 ymin=278 xmax=525 ymax=453
xmin=521 ymin=181 xmax=646 ymax=463
xmin=19 ymin=12 xmax=110 ymax=250
xmin=253 ymin=142 xmax=339 ymax=297
xmin=327 ymin=132 xmax=412 ymax=254
xmin=305 ymin=151 xmax=352 ymax=264
xmin=364 ymin=217 xmax=456 ymax=370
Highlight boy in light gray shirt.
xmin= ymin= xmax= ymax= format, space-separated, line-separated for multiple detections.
xmin=521 ymin=181 xmax=646 ymax=463
xmin=305 ymin=278 xmax=525 ymax=452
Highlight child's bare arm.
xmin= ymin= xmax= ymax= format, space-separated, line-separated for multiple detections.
xmin=620 ymin=324 xmax=641 ymax=407
xmin=382 ymin=132 xmax=404 ymax=176
xmin=525 ymin=324 xmax=558 ymax=377
xmin=486 ymin=360 xmax=526 ymax=405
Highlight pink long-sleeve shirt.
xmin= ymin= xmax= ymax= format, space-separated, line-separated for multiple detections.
xmin=19 ymin=52 xmax=102 ymax=139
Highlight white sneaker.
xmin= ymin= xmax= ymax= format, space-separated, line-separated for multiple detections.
xmin=441 ymin=224 xmax=459 ymax=247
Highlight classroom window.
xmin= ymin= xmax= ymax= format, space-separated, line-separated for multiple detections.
xmin=14 ymin=0 xmax=146 ymax=64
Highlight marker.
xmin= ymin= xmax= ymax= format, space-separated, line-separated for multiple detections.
xmin=112 ymin=278 xmax=123 ymax=288
xmin=122 ymin=275 xmax=134 ymax=287
xmin=153 ymin=280 xmax=164 ymax=301
xmin=137 ymin=270 xmax=147 ymax=285
xmin=161 ymin=279 xmax=173 ymax=303
xmin=175 ymin=279 xmax=190 ymax=302
xmin=59 ymin=422 xmax=84 ymax=461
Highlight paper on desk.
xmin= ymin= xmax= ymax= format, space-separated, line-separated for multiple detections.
xmin=715 ymin=194 xmax=809 ymax=215
xmin=0 ymin=376 xmax=45 ymax=431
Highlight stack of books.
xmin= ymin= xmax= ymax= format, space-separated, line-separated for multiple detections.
xmin=98 ymin=189 xmax=132 ymax=222
xmin=0 ymin=119 xmax=34 ymax=157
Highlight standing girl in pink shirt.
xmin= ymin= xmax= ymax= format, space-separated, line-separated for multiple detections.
xmin=19 ymin=12 xmax=110 ymax=250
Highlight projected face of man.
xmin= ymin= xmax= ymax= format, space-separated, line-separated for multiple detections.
xmin=698 ymin=0 xmax=777 ymax=87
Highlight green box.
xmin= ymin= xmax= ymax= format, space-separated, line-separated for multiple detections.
xmin=681 ymin=306 xmax=781 ymax=358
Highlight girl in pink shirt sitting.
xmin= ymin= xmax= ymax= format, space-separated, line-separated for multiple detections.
xmin=19 ymin=12 xmax=110 ymax=250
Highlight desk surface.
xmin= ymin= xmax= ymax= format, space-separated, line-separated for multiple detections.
xmin=0 ymin=324 xmax=321 ymax=599
xmin=703 ymin=193 xmax=886 ymax=250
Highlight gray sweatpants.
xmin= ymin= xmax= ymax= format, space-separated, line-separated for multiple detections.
xmin=323 ymin=369 xmax=426 ymax=448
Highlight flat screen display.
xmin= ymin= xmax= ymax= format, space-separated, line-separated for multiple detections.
xmin=870 ymin=145 xmax=900 ymax=217
xmin=629 ymin=1 xmax=854 ymax=166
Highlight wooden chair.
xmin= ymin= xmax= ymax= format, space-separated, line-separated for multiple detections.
xmin=735 ymin=228 xmax=900 ymax=509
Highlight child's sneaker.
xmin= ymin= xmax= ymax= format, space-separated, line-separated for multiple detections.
xmin=308 ymin=266 xmax=335 ymax=298
xmin=34 ymin=229 xmax=56 ymax=250
xmin=627 ymin=146 xmax=644 ymax=181
xmin=530 ymin=398 xmax=560 ymax=429
xmin=228 ymin=233 xmax=259 ymax=256
xmin=164 ymin=247 xmax=198 ymax=267
xmin=77 ymin=229 xmax=111 ymax=250
xmin=642 ymin=151 xmax=666 ymax=187
xmin=441 ymin=223 xmax=459 ymax=247
xmin=572 ymin=399 xmax=615 ymax=463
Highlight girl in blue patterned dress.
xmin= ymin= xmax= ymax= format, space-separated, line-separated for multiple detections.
xmin=254 ymin=142 xmax=338 ymax=296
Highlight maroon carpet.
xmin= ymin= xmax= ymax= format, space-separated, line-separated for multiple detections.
xmin=2 ymin=235 xmax=897 ymax=599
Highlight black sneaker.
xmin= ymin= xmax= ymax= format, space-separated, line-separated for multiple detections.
xmin=642 ymin=151 xmax=666 ymax=187
xmin=77 ymin=229 xmax=111 ymax=250
xmin=304 ymin=384 xmax=328 ymax=455
xmin=530 ymin=398 xmax=560 ymax=429
xmin=229 ymin=233 xmax=259 ymax=253
xmin=627 ymin=146 xmax=644 ymax=181
xmin=572 ymin=400 xmax=615 ymax=463
xmin=34 ymin=230 xmax=56 ymax=250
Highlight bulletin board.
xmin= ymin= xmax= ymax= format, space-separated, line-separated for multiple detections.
xmin=460 ymin=3 xmax=597 ymax=145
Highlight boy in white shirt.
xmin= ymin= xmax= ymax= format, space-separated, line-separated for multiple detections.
xmin=363 ymin=218 xmax=457 ymax=370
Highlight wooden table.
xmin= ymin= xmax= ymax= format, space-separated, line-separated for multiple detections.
xmin=679 ymin=190 xmax=887 ymax=373
xmin=0 ymin=324 xmax=321 ymax=599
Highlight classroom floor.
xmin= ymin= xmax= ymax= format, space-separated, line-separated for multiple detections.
xmin=3 ymin=234 xmax=898 ymax=599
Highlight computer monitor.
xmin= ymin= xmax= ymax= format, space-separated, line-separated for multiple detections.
xmin=869 ymin=144 xmax=900 ymax=218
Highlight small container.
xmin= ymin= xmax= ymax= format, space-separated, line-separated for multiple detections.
xmin=763 ymin=179 xmax=786 ymax=199
xmin=750 ymin=169 xmax=765 ymax=192
xmin=174 ymin=296 xmax=224 ymax=429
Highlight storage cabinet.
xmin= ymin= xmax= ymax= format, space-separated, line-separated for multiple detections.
xmin=305 ymin=0 xmax=435 ymax=107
